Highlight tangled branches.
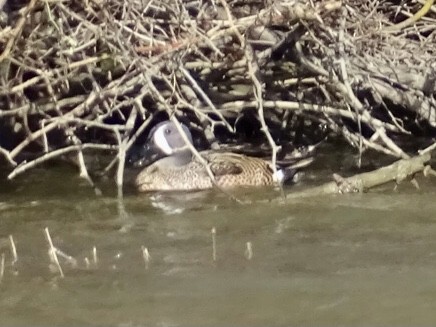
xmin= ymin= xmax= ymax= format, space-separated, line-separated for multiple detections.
xmin=0 ymin=0 xmax=435 ymax=189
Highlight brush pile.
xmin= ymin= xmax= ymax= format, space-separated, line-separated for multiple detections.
xmin=0 ymin=0 xmax=435 ymax=187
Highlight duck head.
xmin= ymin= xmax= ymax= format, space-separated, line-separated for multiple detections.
xmin=129 ymin=121 xmax=193 ymax=168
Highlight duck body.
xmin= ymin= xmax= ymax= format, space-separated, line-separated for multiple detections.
xmin=136 ymin=151 xmax=279 ymax=192
xmin=133 ymin=120 xmax=309 ymax=192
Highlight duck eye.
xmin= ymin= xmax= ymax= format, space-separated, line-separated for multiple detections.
xmin=164 ymin=128 xmax=171 ymax=135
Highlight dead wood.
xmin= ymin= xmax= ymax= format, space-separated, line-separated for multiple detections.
xmin=285 ymin=152 xmax=432 ymax=199
xmin=0 ymin=0 xmax=435 ymax=190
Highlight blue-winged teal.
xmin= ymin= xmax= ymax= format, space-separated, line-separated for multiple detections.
xmin=134 ymin=121 xmax=312 ymax=192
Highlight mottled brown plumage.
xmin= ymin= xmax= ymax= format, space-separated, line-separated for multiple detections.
xmin=133 ymin=120 xmax=310 ymax=192
xmin=135 ymin=151 xmax=276 ymax=192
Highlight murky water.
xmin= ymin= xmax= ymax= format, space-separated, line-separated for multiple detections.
xmin=1 ymin=155 xmax=436 ymax=326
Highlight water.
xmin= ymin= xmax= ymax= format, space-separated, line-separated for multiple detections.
xmin=0 ymin=158 xmax=436 ymax=326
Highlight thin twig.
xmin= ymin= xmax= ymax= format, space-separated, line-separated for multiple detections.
xmin=8 ymin=235 xmax=18 ymax=266
xmin=0 ymin=0 xmax=38 ymax=63
xmin=8 ymin=144 xmax=116 ymax=180
xmin=211 ymin=227 xmax=217 ymax=262
xmin=55 ymin=248 xmax=78 ymax=267
xmin=92 ymin=246 xmax=98 ymax=267
xmin=245 ymin=242 xmax=253 ymax=260
xmin=0 ymin=253 xmax=5 ymax=283
xmin=43 ymin=228 xmax=64 ymax=278
xmin=141 ymin=246 xmax=151 ymax=270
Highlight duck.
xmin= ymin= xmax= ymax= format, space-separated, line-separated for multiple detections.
xmin=134 ymin=120 xmax=312 ymax=192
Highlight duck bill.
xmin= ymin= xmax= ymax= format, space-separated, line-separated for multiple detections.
xmin=128 ymin=139 xmax=166 ymax=168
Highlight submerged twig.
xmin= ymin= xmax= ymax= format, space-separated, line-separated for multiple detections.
xmin=8 ymin=235 xmax=17 ymax=266
xmin=141 ymin=246 xmax=151 ymax=270
xmin=43 ymin=227 xmax=64 ymax=278
xmin=245 ymin=242 xmax=253 ymax=260
xmin=211 ymin=227 xmax=217 ymax=262
xmin=92 ymin=246 xmax=98 ymax=267
xmin=0 ymin=253 xmax=5 ymax=283
xmin=84 ymin=257 xmax=90 ymax=269
xmin=55 ymin=248 xmax=78 ymax=267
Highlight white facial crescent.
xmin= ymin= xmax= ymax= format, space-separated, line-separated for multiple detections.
xmin=153 ymin=125 xmax=173 ymax=155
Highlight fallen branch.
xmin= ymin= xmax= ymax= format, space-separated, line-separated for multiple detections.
xmin=286 ymin=153 xmax=432 ymax=198
xmin=1 ymin=0 xmax=435 ymax=188
xmin=8 ymin=144 xmax=116 ymax=180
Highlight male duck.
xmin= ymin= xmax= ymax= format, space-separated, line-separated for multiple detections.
xmin=134 ymin=121 xmax=311 ymax=192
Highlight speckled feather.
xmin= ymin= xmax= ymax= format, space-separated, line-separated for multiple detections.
xmin=135 ymin=151 xmax=276 ymax=192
